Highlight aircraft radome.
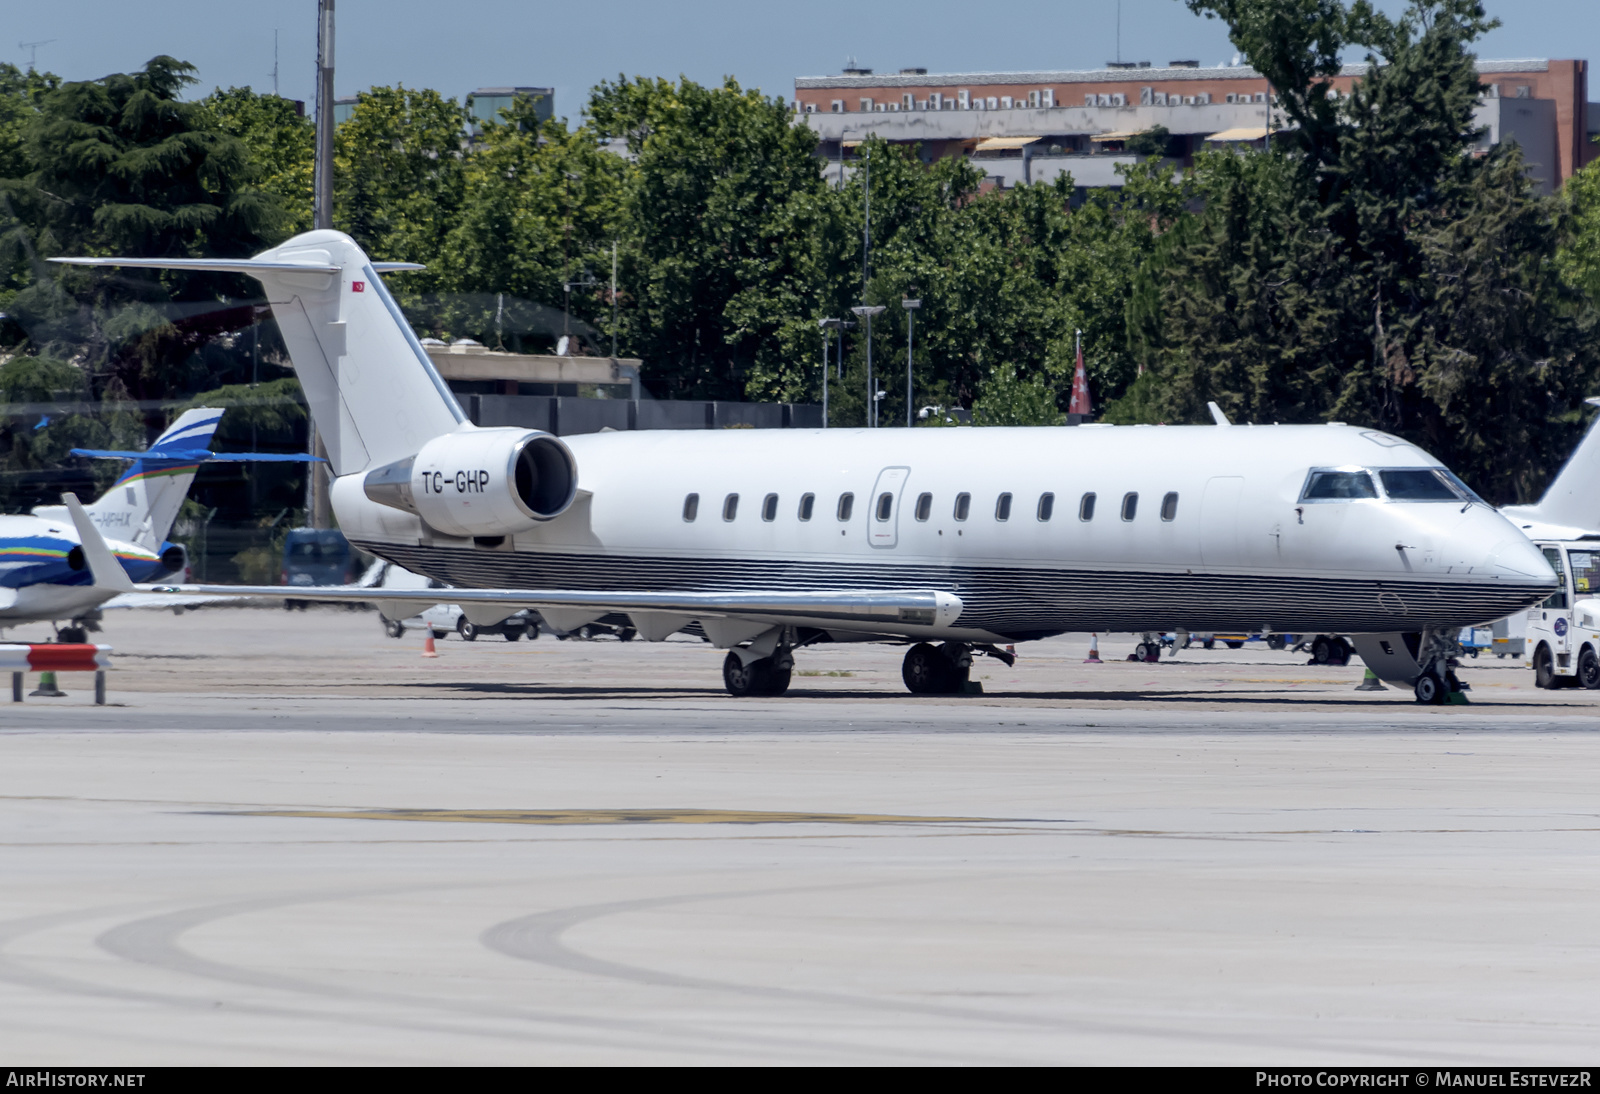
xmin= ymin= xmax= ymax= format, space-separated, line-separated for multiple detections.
xmin=54 ymin=231 xmax=1557 ymax=703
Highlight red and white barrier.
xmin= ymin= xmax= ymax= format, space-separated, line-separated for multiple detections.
xmin=4 ymin=644 xmax=113 ymax=704
xmin=0 ymin=644 xmax=112 ymax=671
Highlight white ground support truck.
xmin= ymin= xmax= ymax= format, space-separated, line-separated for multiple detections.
xmin=1523 ymin=541 xmax=1600 ymax=689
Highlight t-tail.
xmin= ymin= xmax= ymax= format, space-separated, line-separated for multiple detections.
xmin=31 ymin=407 xmax=224 ymax=552
xmin=51 ymin=232 xmax=578 ymax=538
xmin=53 ymin=231 xmax=463 ymax=479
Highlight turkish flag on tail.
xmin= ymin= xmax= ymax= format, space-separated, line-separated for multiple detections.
xmin=1069 ymin=335 xmax=1092 ymax=417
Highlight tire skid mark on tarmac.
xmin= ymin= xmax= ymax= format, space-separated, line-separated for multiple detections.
xmin=478 ymin=882 xmax=1445 ymax=1062
xmin=84 ymin=884 xmax=946 ymax=1064
xmin=0 ymin=890 xmax=806 ymax=1062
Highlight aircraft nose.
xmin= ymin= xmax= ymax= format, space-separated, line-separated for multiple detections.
xmin=1482 ymin=535 xmax=1556 ymax=584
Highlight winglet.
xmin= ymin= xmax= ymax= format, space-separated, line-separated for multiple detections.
xmin=1207 ymin=401 xmax=1232 ymax=427
xmin=62 ymin=493 xmax=134 ymax=593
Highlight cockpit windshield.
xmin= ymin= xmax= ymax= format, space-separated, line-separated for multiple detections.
xmin=1299 ymin=467 xmax=1483 ymax=504
xmin=1302 ymin=469 xmax=1378 ymax=500
xmin=1378 ymin=469 xmax=1459 ymax=501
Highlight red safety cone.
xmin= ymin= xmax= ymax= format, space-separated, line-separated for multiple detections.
xmin=422 ymin=634 xmax=439 ymax=658
xmin=1084 ymin=633 xmax=1102 ymax=664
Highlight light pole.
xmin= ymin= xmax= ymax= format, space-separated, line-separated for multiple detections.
xmin=851 ymin=305 xmax=886 ymax=427
xmin=901 ymin=296 xmax=921 ymax=428
xmin=818 ymin=318 xmax=841 ymax=427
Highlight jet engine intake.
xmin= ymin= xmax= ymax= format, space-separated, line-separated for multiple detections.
xmin=363 ymin=428 xmax=577 ymax=538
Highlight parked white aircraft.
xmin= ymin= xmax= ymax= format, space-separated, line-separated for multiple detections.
xmin=55 ymin=231 xmax=1557 ymax=702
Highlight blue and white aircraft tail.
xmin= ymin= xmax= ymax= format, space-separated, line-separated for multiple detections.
xmin=31 ymin=407 xmax=225 ymax=554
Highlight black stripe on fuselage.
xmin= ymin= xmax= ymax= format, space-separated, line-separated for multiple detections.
xmin=353 ymin=540 xmax=1545 ymax=639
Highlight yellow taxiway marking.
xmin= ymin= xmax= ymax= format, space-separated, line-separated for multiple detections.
xmin=229 ymin=808 xmax=1006 ymax=826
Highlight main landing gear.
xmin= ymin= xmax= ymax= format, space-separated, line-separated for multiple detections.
xmin=722 ymin=649 xmax=793 ymax=697
xmin=902 ymin=642 xmax=1015 ymax=695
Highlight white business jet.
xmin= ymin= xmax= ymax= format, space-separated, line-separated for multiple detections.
xmin=54 ymin=231 xmax=1556 ymax=702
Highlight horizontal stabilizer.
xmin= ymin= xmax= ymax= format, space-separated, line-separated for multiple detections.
xmin=51 ymin=256 xmax=340 ymax=274
xmin=137 ymin=584 xmax=965 ymax=630
xmin=72 ymin=447 xmax=326 ymax=463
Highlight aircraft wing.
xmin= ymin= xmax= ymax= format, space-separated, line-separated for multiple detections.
xmin=136 ymin=582 xmax=965 ymax=633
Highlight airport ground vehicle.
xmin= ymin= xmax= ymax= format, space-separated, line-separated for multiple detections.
xmin=60 ymin=232 xmax=1558 ymax=701
xmin=383 ymin=603 xmax=535 ymax=641
xmin=282 ymin=529 xmax=363 ymax=589
xmin=1524 ymin=542 xmax=1600 ymax=688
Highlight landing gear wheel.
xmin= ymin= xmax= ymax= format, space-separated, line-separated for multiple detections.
xmin=1579 ymin=647 xmax=1600 ymax=690
xmin=1534 ymin=645 xmax=1557 ymax=690
xmin=903 ymin=642 xmax=956 ymax=694
xmin=457 ymin=617 xmax=478 ymax=641
xmin=383 ymin=618 xmax=405 ymax=639
xmin=722 ymin=652 xmax=791 ymax=697
xmin=1413 ymin=672 xmax=1444 ymax=704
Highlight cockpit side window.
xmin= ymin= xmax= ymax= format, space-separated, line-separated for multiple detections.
xmin=1301 ymin=469 xmax=1378 ymax=501
xmin=1378 ymin=469 xmax=1460 ymax=502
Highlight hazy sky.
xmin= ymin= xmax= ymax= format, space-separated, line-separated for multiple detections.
xmin=8 ymin=1 xmax=1597 ymax=119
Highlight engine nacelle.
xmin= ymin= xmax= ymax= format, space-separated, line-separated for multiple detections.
xmin=363 ymin=428 xmax=577 ymax=538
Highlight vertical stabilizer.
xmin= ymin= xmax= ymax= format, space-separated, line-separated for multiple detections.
xmin=1502 ymin=398 xmax=1600 ymax=534
xmin=87 ymin=407 xmax=223 ymax=552
xmin=50 ymin=231 xmax=467 ymax=478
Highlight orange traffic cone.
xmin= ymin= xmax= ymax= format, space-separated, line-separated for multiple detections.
xmin=1084 ymin=633 xmax=1102 ymax=664
xmin=422 ymin=634 xmax=439 ymax=658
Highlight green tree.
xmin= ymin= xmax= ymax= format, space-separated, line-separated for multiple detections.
xmin=206 ymin=86 xmax=314 ymax=237
xmin=589 ymin=76 xmax=831 ymax=401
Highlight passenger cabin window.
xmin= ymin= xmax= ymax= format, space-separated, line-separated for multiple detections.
xmin=798 ymin=493 xmax=815 ymax=521
xmin=1379 ymin=469 xmax=1461 ymax=502
xmin=914 ymin=493 xmax=932 ymax=521
xmin=723 ymin=493 xmax=739 ymax=521
xmin=876 ymin=492 xmax=894 ymax=521
xmin=683 ymin=493 xmax=699 ymax=522
xmin=1079 ymin=492 xmax=1096 ymax=521
xmin=1037 ymin=493 xmax=1054 ymax=522
xmin=837 ymin=493 xmax=854 ymax=521
xmin=954 ymin=493 xmax=971 ymax=521
xmin=1121 ymin=492 xmax=1138 ymax=521
xmin=762 ymin=493 xmax=778 ymax=521
xmin=1301 ymin=469 xmax=1377 ymax=501
xmin=995 ymin=493 xmax=1013 ymax=521
xmin=1160 ymin=492 xmax=1179 ymax=521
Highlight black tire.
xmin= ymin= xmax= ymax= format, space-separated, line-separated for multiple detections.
xmin=1332 ymin=639 xmax=1352 ymax=667
xmin=903 ymin=642 xmax=954 ymax=694
xmin=618 ymin=627 xmax=637 ymax=643
xmin=1202 ymin=639 xmax=1215 ymax=650
xmin=383 ymin=618 xmax=405 ymax=639
xmin=457 ymin=617 xmax=478 ymax=641
xmin=1225 ymin=640 xmax=1244 ymax=650
xmin=1534 ymin=644 xmax=1557 ymax=690
xmin=431 ymin=628 xmax=448 ymax=641
xmin=1267 ymin=635 xmax=1286 ymax=651
xmin=503 ymin=628 xmax=521 ymax=642
xmin=722 ymin=652 xmax=792 ymax=697
xmin=1579 ymin=647 xmax=1600 ymax=690
xmin=1311 ymin=636 xmax=1332 ymax=664
xmin=1413 ymin=672 xmax=1443 ymax=704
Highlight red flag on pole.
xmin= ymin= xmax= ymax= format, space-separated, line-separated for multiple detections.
xmin=1069 ymin=331 xmax=1092 ymax=417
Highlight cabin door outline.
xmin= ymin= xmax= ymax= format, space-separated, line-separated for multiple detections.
xmin=868 ymin=466 xmax=911 ymax=548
